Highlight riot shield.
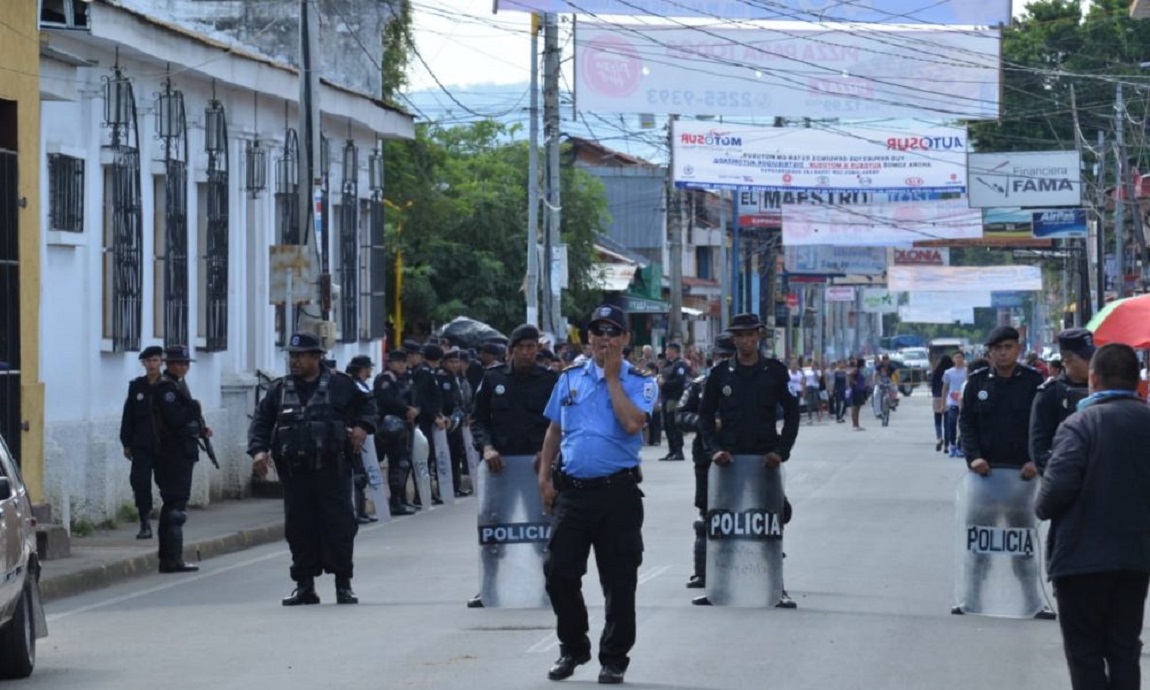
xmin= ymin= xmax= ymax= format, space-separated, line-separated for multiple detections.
xmin=411 ymin=428 xmax=433 ymax=510
xmin=705 ymin=456 xmax=785 ymax=607
xmin=476 ymin=455 xmax=550 ymax=608
xmin=359 ymin=438 xmax=391 ymax=524
xmin=432 ymin=427 xmax=457 ymax=503
xmin=953 ymin=470 xmax=1048 ymax=618
xmin=462 ymin=426 xmax=481 ymax=489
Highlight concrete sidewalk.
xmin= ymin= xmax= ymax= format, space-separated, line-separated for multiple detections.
xmin=39 ymin=497 xmax=287 ymax=602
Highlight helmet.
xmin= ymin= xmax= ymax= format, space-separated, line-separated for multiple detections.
xmin=379 ymin=415 xmax=407 ymax=441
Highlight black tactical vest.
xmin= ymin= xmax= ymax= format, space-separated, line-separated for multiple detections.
xmin=272 ymin=371 xmax=347 ymax=470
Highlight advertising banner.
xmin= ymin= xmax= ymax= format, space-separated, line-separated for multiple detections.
xmin=674 ymin=121 xmax=968 ymax=193
xmin=888 ymin=266 xmax=1043 ymax=292
xmin=497 ymin=0 xmax=1011 ymax=24
xmin=735 ymin=189 xmax=944 ymax=229
xmin=967 ymin=151 xmax=1083 ymax=208
xmin=991 ymin=292 xmax=1027 ymax=309
xmin=899 ymin=305 xmax=975 ymax=324
xmin=893 ymin=247 xmax=950 ymax=266
xmin=784 ymin=246 xmax=887 ymax=275
xmin=914 ymin=207 xmax=1053 ymax=248
xmin=826 ymin=286 xmax=857 ymax=302
xmin=781 ymin=200 xmax=982 ymax=247
xmin=1032 ymin=208 xmax=1087 ymax=239
xmin=909 ymin=290 xmax=993 ymax=309
xmin=860 ymin=288 xmax=898 ymax=314
xmin=576 ymin=24 xmax=1001 ymax=120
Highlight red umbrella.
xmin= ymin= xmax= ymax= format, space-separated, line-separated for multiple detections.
xmin=1086 ymin=294 xmax=1150 ymax=348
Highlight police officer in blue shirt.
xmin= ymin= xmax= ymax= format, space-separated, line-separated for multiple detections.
xmin=537 ymin=304 xmax=658 ymax=685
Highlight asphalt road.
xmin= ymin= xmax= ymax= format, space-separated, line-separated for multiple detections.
xmin=34 ymin=396 xmax=1087 ymax=689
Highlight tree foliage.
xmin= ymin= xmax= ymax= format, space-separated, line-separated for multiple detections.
xmin=382 ymin=122 xmax=607 ymax=339
xmin=380 ymin=0 xmax=413 ymax=104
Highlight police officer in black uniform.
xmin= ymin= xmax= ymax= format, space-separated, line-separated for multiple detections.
xmin=1029 ymin=328 xmax=1094 ymax=474
xmin=659 ymin=343 xmax=689 ymax=461
xmin=152 ymin=345 xmax=210 ymax=574
xmin=441 ymin=348 xmax=471 ymax=497
xmin=956 ymin=325 xmax=1051 ymax=618
xmin=415 ymin=344 xmax=447 ymax=504
xmin=468 ymin=323 xmax=558 ymax=608
xmin=696 ymin=313 xmax=801 ymax=608
xmin=248 ymin=332 xmax=378 ymax=606
xmin=347 ymin=355 xmax=379 ymax=524
xmin=119 ymin=345 xmax=164 ymax=539
xmin=675 ymin=332 xmax=734 ymax=590
xmin=374 ymin=349 xmax=418 ymax=516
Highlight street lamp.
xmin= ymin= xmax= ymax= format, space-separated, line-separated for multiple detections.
xmin=368 ymin=144 xmax=384 ymax=193
xmin=341 ymin=139 xmax=358 ymax=187
xmin=155 ymin=72 xmax=185 ymax=141
xmin=204 ymin=95 xmax=227 ymax=157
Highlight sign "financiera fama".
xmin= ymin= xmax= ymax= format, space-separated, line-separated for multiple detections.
xmin=966 ymin=151 xmax=1083 ymax=209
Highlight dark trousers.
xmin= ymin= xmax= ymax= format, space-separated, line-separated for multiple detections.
xmin=280 ymin=460 xmax=358 ymax=581
xmin=376 ymin=436 xmax=411 ymax=502
xmin=447 ymin=427 xmax=467 ymax=491
xmin=128 ymin=446 xmax=156 ymax=516
xmin=944 ymin=407 xmax=960 ymax=449
xmin=832 ymin=390 xmax=846 ymax=420
xmin=154 ymin=447 xmax=195 ymax=564
xmin=1055 ymin=571 xmax=1150 ymax=690
xmin=646 ymin=409 xmax=662 ymax=446
xmin=544 ymin=480 xmax=644 ymax=670
xmin=663 ymin=400 xmax=683 ymax=455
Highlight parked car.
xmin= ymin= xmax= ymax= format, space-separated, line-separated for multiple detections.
xmin=0 ymin=432 xmax=47 ymax=679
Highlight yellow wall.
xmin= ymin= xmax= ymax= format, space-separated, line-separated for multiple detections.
xmin=0 ymin=1 xmax=44 ymax=499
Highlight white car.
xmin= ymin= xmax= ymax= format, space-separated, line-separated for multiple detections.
xmin=897 ymin=347 xmax=930 ymax=370
xmin=0 ymin=433 xmax=47 ymax=679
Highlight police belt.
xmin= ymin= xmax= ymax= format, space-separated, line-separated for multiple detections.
xmin=557 ymin=466 xmax=641 ymax=490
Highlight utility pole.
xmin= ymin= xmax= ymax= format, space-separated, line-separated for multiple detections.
xmin=299 ymin=0 xmax=324 ymax=322
xmin=1096 ymin=130 xmax=1107 ymax=311
xmin=526 ymin=15 xmax=541 ymax=327
xmin=1114 ymin=82 xmax=1127 ymax=298
xmin=717 ymin=190 xmax=729 ymax=332
xmin=542 ymin=13 xmax=562 ymax=338
xmin=667 ymin=114 xmax=683 ymax=345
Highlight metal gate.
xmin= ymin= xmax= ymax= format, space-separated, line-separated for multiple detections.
xmin=0 ymin=148 xmax=21 ymax=465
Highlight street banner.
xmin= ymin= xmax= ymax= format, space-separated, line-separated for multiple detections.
xmin=953 ymin=472 xmax=1048 ymax=618
xmin=909 ymin=290 xmax=993 ymax=309
xmin=1032 ymin=208 xmax=1087 ymax=239
xmin=899 ymin=305 xmax=975 ymax=324
xmin=888 ymin=265 xmax=1043 ymax=291
xmin=784 ymin=246 xmax=887 ymax=275
xmin=674 ymin=121 xmax=968 ymax=193
xmin=967 ymin=151 xmax=1083 ymax=208
xmin=576 ymin=24 xmax=1000 ymax=120
xmin=991 ymin=291 xmax=1027 ymax=308
xmin=735 ymin=189 xmax=942 ymax=229
xmin=477 ymin=455 xmax=550 ymax=608
xmin=826 ymin=286 xmax=857 ymax=302
xmin=497 ymin=0 xmax=1011 ymax=24
xmin=782 ymin=200 xmax=982 ymax=246
xmin=892 ymin=247 xmax=950 ymax=266
xmin=860 ymin=288 xmax=898 ymax=314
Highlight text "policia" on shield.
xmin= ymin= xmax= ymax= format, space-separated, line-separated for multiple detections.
xmin=478 ymin=522 xmax=552 ymax=545
xmin=966 ymin=527 xmax=1037 ymax=557
xmin=706 ymin=510 xmax=783 ymax=540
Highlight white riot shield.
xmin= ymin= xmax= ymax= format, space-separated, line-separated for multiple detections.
xmin=705 ymin=456 xmax=785 ymax=607
xmin=476 ymin=455 xmax=550 ymax=608
xmin=462 ymin=426 xmax=481 ymax=488
xmin=412 ymin=428 xmax=433 ymax=510
xmin=433 ymin=427 xmax=457 ymax=503
xmin=954 ymin=470 xmax=1047 ymax=618
xmin=359 ymin=438 xmax=391 ymax=524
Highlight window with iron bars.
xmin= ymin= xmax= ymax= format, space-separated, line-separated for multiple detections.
xmin=48 ymin=153 xmax=84 ymax=232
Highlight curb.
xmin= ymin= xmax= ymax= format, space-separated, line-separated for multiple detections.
xmin=39 ymin=522 xmax=285 ymax=603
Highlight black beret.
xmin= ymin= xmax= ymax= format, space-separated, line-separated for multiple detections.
xmin=442 ymin=347 xmax=461 ymax=360
xmin=422 ymin=344 xmax=444 ymax=361
xmin=509 ymin=323 xmax=542 ymax=347
xmin=480 ymin=342 xmax=505 ymax=356
xmin=403 ymin=339 xmax=422 ymax=354
xmin=386 ymin=350 xmax=408 ymax=363
xmin=139 ymin=345 xmax=164 ymax=360
xmin=985 ymin=325 xmax=1020 ymax=347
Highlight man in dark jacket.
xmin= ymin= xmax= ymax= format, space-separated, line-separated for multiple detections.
xmin=119 ymin=345 xmax=164 ymax=539
xmin=1029 ymin=328 xmax=1092 ymax=473
xmin=1037 ymin=343 xmax=1150 ymax=690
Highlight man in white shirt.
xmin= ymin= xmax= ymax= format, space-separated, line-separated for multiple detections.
xmin=940 ymin=351 xmax=967 ymax=457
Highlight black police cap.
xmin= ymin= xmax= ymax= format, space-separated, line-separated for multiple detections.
xmin=588 ymin=303 xmax=628 ymax=331
xmin=139 ymin=345 xmax=164 ymax=360
xmin=729 ymin=313 xmax=764 ymax=332
xmin=985 ymin=325 xmax=1021 ymax=347
xmin=422 ymin=343 xmax=444 ymax=361
xmin=286 ymin=332 xmax=326 ymax=353
xmin=480 ymin=342 xmax=505 ymax=356
xmin=509 ymin=323 xmax=542 ymax=347
xmin=402 ymin=339 xmax=422 ymax=354
xmin=714 ymin=331 xmax=735 ymax=356
xmin=349 ymin=355 xmax=374 ymax=369
xmin=386 ymin=350 xmax=408 ymax=363
xmin=443 ymin=347 xmax=461 ymax=360
xmin=1057 ymin=328 xmax=1096 ymax=359
xmin=163 ymin=345 xmax=195 ymax=362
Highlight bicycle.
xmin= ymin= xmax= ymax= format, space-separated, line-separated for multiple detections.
xmin=871 ymin=381 xmax=894 ymax=427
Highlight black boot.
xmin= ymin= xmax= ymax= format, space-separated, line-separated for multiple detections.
xmin=389 ymin=493 xmax=416 ymax=516
xmin=282 ymin=578 xmax=320 ymax=606
xmin=136 ymin=515 xmax=152 ymax=540
xmin=335 ymin=576 xmax=358 ymax=605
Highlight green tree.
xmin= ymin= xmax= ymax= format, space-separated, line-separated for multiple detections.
xmin=383 ymin=122 xmax=607 ymax=339
xmin=380 ymin=0 xmax=413 ymax=105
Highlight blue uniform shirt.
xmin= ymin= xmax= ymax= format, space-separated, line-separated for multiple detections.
xmin=544 ymin=360 xmax=658 ymax=479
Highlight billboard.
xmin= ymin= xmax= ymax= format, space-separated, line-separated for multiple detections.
xmin=887 ymin=265 xmax=1043 ymax=291
xmin=1032 ymin=208 xmax=1087 ymax=239
xmin=899 ymin=305 xmax=975 ymax=324
xmin=784 ymin=246 xmax=887 ymax=275
xmin=496 ymin=0 xmax=1011 ymax=24
xmin=826 ymin=286 xmax=857 ymax=303
xmin=861 ymin=288 xmax=898 ymax=314
xmin=735 ymin=189 xmax=945 ymax=228
xmin=781 ymin=200 xmax=982 ymax=247
xmin=576 ymin=24 xmax=1001 ymax=120
xmin=913 ymin=207 xmax=1054 ymax=248
xmin=967 ymin=151 xmax=1084 ymax=208
xmin=909 ymin=290 xmax=992 ymax=309
xmin=893 ymin=247 xmax=950 ymax=266
xmin=673 ymin=121 xmax=968 ymax=193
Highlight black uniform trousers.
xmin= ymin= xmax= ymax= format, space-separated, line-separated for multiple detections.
xmin=128 ymin=446 xmax=156 ymax=517
xmin=280 ymin=461 xmax=358 ymax=581
xmin=663 ymin=400 xmax=683 ymax=455
xmin=375 ymin=435 xmax=410 ymax=501
xmin=1055 ymin=571 xmax=1150 ymax=690
xmin=447 ymin=427 xmax=467 ymax=491
xmin=153 ymin=446 xmax=196 ymax=564
xmin=544 ymin=479 xmax=644 ymax=670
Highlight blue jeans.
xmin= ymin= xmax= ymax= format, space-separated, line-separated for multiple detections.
xmin=944 ymin=407 xmax=960 ymax=449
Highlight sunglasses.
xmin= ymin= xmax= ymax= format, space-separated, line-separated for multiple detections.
xmin=589 ymin=324 xmax=624 ymax=338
